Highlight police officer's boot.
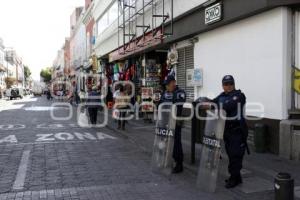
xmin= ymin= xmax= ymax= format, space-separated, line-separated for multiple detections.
xmin=225 ymin=175 xmax=242 ymax=188
xmin=172 ymin=163 xmax=183 ymax=174
xmin=225 ymin=175 xmax=243 ymax=184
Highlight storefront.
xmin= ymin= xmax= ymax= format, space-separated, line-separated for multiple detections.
xmin=161 ymin=1 xmax=300 ymax=154
xmin=103 ymin=49 xmax=169 ymax=115
xmin=93 ymin=0 xmax=300 ymax=155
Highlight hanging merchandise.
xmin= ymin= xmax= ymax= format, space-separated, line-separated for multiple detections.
xmin=119 ymin=72 xmax=125 ymax=81
xmin=145 ymin=60 xmax=161 ymax=88
xmin=141 ymin=87 xmax=154 ymax=112
xmin=144 ymin=59 xmax=162 ymax=104
xmin=124 ymin=60 xmax=130 ymax=71
xmin=114 ymin=73 xmax=120 ymax=81
xmin=131 ymin=64 xmax=136 ymax=80
xmin=136 ymin=61 xmax=142 ymax=79
xmin=125 ymin=69 xmax=130 ymax=81
xmin=161 ymin=63 xmax=169 ymax=82
xmin=113 ymin=63 xmax=119 ymax=74
xmin=118 ymin=62 xmax=125 ymax=72
xmin=113 ymin=63 xmax=121 ymax=81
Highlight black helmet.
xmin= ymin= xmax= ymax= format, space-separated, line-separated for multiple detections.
xmin=222 ymin=75 xmax=235 ymax=85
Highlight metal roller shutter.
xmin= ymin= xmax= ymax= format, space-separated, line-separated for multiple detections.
xmin=176 ymin=46 xmax=194 ymax=101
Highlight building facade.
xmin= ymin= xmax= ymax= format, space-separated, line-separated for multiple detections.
xmin=64 ymin=38 xmax=71 ymax=76
xmin=83 ymin=0 xmax=95 ymax=61
xmin=53 ymin=49 xmax=65 ymax=79
xmin=0 ymin=38 xmax=6 ymax=96
xmin=69 ymin=7 xmax=84 ymax=77
xmin=5 ymin=48 xmax=24 ymax=88
xmin=90 ymin=0 xmax=300 ymax=155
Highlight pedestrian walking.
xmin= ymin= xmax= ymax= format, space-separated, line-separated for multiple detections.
xmin=115 ymin=85 xmax=130 ymax=130
xmin=106 ymin=86 xmax=114 ymax=109
xmin=159 ymin=75 xmax=186 ymax=174
xmin=208 ymin=75 xmax=248 ymax=188
xmin=86 ymin=84 xmax=101 ymax=125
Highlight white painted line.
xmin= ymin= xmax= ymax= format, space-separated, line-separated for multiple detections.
xmin=0 ymin=139 xmax=118 ymax=147
xmin=13 ymin=150 xmax=31 ymax=190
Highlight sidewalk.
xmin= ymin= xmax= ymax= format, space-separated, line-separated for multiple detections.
xmin=99 ymin=111 xmax=300 ymax=199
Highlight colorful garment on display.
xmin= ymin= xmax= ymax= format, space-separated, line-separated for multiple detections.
xmin=114 ymin=73 xmax=119 ymax=81
xmin=131 ymin=64 xmax=136 ymax=79
xmin=119 ymin=72 xmax=125 ymax=81
xmin=113 ymin=63 xmax=119 ymax=74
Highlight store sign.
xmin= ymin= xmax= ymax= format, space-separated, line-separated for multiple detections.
xmin=205 ymin=3 xmax=222 ymax=25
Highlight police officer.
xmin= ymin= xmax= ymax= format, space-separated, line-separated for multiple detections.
xmin=211 ymin=75 xmax=248 ymax=188
xmin=160 ymin=75 xmax=186 ymax=173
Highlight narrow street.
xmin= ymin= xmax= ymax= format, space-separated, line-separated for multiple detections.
xmin=0 ymin=96 xmax=220 ymax=200
xmin=1 ymin=0 xmax=300 ymax=199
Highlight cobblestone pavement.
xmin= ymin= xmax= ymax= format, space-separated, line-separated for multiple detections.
xmin=0 ymin=96 xmax=239 ymax=200
xmin=102 ymin=108 xmax=300 ymax=200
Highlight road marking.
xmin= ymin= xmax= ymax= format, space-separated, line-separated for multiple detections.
xmin=55 ymin=132 xmax=75 ymax=140
xmin=0 ymin=140 xmax=118 ymax=146
xmin=36 ymin=124 xmax=64 ymax=129
xmin=36 ymin=134 xmax=55 ymax=142
xmin=0 ymin=135 xmax=18 ymax=144
xmin=0 ymin=124 xmax=25 ymax=131
xmin=96 ymin=132 xmax=117 ymax=140
xmin=0 ymin=132 xmax=118 ymax=145
xmin=74 ymin=132 xmax=96 ymax=140
xmin=13 ymin=150 xmax=31 ymax=190
xmin=35 ymin=132 xmax=117 ymax=142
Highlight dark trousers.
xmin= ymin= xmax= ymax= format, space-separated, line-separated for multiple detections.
xmin=118 ymin=108 xmax=127 ymax=128
xmin=75 ymin=93 xmax=80 ymax=104
xmin=88 ymin=108 xmax=98 ymax=125
xmin=173 ymin=125 xmax=183 ymax=164
xmin=224 ymin=128 xmax=246 ymax=179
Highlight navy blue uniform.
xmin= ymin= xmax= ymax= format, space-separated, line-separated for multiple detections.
xmin=212 ymin=89 xmax=248 ymax=180
xmin=160 ymin=86 xmax=186 ymax=164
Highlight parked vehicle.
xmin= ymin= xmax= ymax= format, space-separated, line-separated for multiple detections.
xmin=25 ymin=89 xmax=30 ymax=95
xmin=32 ymin=83 xmax=43 ymax=96
xmin=6 ymin=87 xmax=24 ymax=100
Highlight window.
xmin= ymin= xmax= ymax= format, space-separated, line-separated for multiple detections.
xmin=108 ymin=2 xmax=118 ymax=24
xmin=97 ymin=1 xmax=119 ymax=35
xmin=97 ymin=12 xmax=108 ymax=34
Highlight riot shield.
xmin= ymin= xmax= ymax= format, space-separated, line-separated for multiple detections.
xmin=151 ymin=104 xmax=177 ymax=175
xmin=197 ymin=109 xmax=226 ymax=192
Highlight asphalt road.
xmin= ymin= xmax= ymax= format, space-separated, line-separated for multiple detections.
xmin=0 ymin=96 xmax=226 ymax=200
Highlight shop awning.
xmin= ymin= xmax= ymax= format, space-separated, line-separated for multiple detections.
xmin=109 ymin=29 xmax=163 ymax=62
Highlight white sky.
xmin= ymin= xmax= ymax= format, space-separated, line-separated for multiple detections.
xmin=0 ymin=0 xmax=84 ymax=80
